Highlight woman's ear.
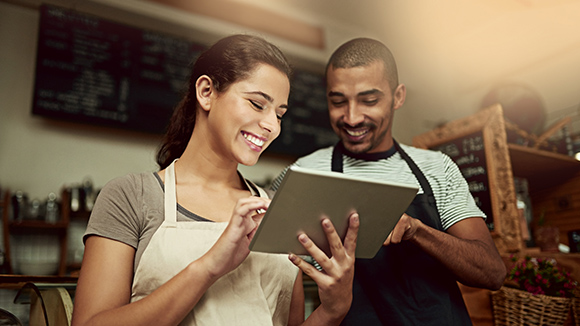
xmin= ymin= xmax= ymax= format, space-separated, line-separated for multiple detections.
xmin=195 ymin=75 xmax=214 ymax=112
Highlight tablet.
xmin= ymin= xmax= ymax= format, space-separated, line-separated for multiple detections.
xmin=249 ymin=166 xmax=419 ymax=259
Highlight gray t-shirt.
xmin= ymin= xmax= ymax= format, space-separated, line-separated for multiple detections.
xmin=84 ymin=171 xmax=262 ymax=271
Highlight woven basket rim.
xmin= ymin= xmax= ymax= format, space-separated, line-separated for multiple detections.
xmin=495 ymin=285 xmax=574 ymax=302
xmin=573 ymin=297 xmax=579 ymax=326
xmin=492 ymin=286 xmax=573 ymax=326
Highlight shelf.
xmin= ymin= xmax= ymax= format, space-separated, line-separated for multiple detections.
xmin=0 ymin=274 xmax=77 ymax=290
xmin=508 ymin=143 xmax=580 ymax=189
xmin=2 ymin=189 xmax=71 ymax=276
xmin=69 ymin=210 xmax=91 ymax=220
xmin=8 ymin=220 xmax=68 ymax=234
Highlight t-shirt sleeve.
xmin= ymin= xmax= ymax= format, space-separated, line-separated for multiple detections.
xmin=83 ymin=174 xmax=144 ymax=249
xmin=437 ymin=153 xmax=486 ymax=230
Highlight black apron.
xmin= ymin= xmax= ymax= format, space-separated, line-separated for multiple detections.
xmin=332 ymin=141 xmax=472 ymax=326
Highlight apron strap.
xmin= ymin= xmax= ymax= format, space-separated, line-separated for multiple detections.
xmin=393 ymin=141 xmax=442 ymax=230
xmin=393 ymin=141 xmax=434 ymax=198
xmin=331 ymin=142 xmax=344 ymax=173
xmin=164 ymin=159 xmax=178 ymax=227
xmin=244 ymin=178 xmax=268 ymax=198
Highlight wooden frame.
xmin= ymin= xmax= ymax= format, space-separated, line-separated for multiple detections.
xmin=412 ymin=104 xmax=522 ymax=253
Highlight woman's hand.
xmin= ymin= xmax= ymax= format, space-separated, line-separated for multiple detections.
xmin=290 ymin=213 xmax=359 ymax=323
xmin=200 ymin=196 xmax=269 ymax=280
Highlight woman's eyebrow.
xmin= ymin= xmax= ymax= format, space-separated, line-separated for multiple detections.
xmin=243 ymin=91 xmax=288 ymax=108
xmin=244 ymin=91 xmax=273 ymax=102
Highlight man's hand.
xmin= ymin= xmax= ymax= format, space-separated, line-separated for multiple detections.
xmin=383 ymin=213 xmax=420 ymax=245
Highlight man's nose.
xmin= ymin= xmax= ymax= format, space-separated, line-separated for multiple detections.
xmin=344 ymin=103 xmax=364 ymax=126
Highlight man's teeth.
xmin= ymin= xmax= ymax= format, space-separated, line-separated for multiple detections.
xmin=346 ymin=129 xmax=367 ymax=137
xmin=244 ymin=133 xmax=265 ymax=147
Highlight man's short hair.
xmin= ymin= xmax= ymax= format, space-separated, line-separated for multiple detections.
xmin=326 ymin=38 xmax=399 ymax=92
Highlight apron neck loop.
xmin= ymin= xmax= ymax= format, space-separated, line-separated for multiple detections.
xmin=331 ymin=142 xmax=344 ymax=173
xmin=164 ymin=159 xmax=179 ymax=226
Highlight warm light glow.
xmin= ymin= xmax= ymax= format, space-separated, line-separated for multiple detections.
xmin=144 ymin=0 xmax=325 ymax=49
xmin=575 ymin=152 xmax=580 ymax=161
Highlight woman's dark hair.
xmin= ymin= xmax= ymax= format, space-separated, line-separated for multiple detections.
xmin=156 ymin=34 xmax=292 ymax=169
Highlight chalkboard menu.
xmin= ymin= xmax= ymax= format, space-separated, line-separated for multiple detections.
xmin=32 ymin=4 xmax=205 ymax=134
xmin=32 ymin=4 xmax=337 ymax=157
xmin=431 ymin=131 xmax=494 ymax=230
xmin=267 ymin=69 xmax=338 ymax=156
xmin=413 ymin=104 xmax=524 ymax=252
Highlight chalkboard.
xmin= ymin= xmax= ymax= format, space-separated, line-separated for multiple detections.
xmin=31 ymin=4 xmax=337 ymax=157
xmin=413 ymin=104 xmax=523 ymax=253
xmin=267 ymin=69 xmax=338 ymax=156
xmin=430 ymin=130 xmax=494 ymax=230
xmin=32 ymin=4 xmax=205 ymax=134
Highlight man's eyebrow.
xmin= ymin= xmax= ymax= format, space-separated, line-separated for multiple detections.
xmin=244 ymin=91 xmax=288 ymax=108
xmin=328 ymin=89 xmax=384 ymax=98
xmin=328 ymin=91 xmax=345 ymax=97
xmin=358 ymin=89 xmax=383 ymax=97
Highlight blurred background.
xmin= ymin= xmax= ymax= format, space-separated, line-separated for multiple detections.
xmin=1 ymin=1 xmax=580 ymax=323
xmin=1 ymin=0 xmax=580 ymax=197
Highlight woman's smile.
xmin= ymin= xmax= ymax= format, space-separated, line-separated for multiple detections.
xmin=242 ymin=131 xmax=267 ymax=152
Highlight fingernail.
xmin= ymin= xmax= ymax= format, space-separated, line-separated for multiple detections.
xmin=322 ymin=219 xmax=331 ymax=229
xmin=298 ymin=234 xmax=308 ymax=243
xmin=288 ymin=253 xmax=296 ymax=262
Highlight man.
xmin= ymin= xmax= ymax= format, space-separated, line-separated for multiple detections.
xmin=270 ymin=38 xmax=506 ymax=325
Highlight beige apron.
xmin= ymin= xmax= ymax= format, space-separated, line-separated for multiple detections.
xmin=131 ymin=160 xmax=298 ymax=325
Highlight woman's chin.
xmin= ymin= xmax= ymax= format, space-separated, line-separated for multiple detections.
xmin=237 ymin=153 xmax=261 ymax=167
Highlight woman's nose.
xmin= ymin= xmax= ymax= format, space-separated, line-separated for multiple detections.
xmin=260 ymin=110 xmax=279 ymax=135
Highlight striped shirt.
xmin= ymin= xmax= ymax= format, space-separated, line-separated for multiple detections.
xmin=269 ymin=143 xmax=484 ymax=231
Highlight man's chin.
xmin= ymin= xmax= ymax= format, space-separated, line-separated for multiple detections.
xmin=342 ymin=141 xmax=371 ymax=154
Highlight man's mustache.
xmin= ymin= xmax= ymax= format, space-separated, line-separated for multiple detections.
xmin=336 ymin=121 xmax=376 ymax=130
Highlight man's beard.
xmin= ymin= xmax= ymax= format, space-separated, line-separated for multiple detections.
xmin=335 ymin=106 xmax=394 ymax=154
xmin=337 ymin=121 xmax=377 ymax=154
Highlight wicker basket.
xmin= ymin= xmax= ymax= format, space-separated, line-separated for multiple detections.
xmin=491 ymin=286 xmax=572 ymax=326
xmin=573 ymin=297 xmax=579 ymax=326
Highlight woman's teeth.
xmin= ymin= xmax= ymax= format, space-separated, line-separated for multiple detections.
xmin=244 ymin=133 xmax=265 ymax=147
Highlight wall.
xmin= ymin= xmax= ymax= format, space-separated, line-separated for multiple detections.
xmin=0 ymin=2 xmax=390 ymax=276
xmin=1 ymin=1 xmax=456 ymax=200
xmin=0 ymin=1 xmax=337 ymax=199
xmin=0 ymin=2 xmax=162 ymax=199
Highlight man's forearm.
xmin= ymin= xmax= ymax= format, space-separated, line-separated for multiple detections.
xmin=410 ymin=220 xmax=506 ymax=290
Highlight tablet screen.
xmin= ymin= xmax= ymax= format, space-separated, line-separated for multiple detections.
xmin=249 ymin=166 xmax=418 ymax=259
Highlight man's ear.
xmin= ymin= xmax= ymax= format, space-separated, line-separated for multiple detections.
xmin=393 ymin=83 xmax=406 ymax=111
xmin=195 ymin=75 xmax=214 ymax=112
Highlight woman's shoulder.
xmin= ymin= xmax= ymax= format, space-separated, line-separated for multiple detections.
xmin=102 ymin=172 xmax=158 ymax=191
xmin=99 ymin=172 xmax=162 ymax=204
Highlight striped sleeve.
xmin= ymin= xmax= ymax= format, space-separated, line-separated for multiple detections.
xmin=405 ymin=146 xmax=485 ymax=230
xmin=437 ymin=153 xmax=486 ymax=230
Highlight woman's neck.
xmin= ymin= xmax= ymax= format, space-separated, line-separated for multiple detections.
xmin=175 ymin=137 xmax=243 ymax=190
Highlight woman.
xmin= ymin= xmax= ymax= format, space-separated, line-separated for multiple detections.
xmin=71 ymin=34 xmax=359 ymax=326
